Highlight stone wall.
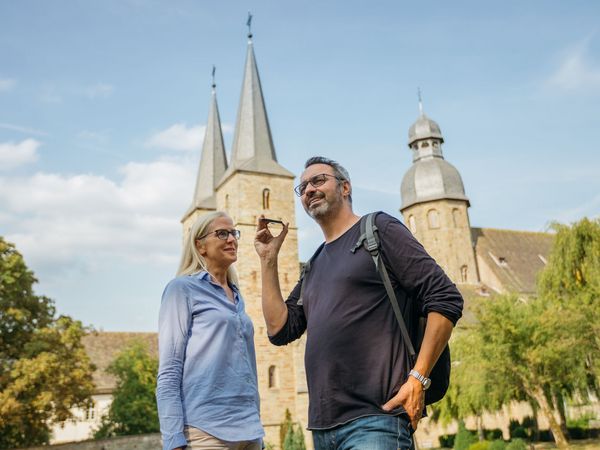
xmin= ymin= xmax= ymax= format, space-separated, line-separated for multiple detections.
xmin=19 ymin=434 xmax=161 ymax=450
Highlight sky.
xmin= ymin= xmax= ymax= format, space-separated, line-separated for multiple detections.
xmin=1 ymin=1 xmax=599 ymax=332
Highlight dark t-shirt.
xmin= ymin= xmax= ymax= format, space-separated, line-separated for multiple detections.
xmin=269 ymin=213 xmax=463 ymax=430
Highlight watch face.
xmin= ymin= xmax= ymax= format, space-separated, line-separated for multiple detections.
xmin=423 ymin=378 xmax=432 ymax=390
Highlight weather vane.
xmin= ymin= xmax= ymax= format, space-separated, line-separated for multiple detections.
xmin=246 ymin=12 xmax=253 ymax=38
xmin=211 ymin=65 xmax=216 ymax=89
xmin=418 ymin=87 xmax=424 ymax=115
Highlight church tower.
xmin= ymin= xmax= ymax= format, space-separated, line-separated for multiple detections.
xmin=182 ymin=29 xmax=305 ymax=448
xmin=400 ymin=100 xmax=479 ymax=285
xmin=181 ymin=75 xmax=228 ymax=234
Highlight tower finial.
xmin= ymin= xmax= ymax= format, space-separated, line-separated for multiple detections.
xmin=211 ymin=65 xmax=216 ymax=90
xmin=418 ymin=87 xmax=424 ymax=115
xmin=246 ymin=12 xmax=253 ymax=39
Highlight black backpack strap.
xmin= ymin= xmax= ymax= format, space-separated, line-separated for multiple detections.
xmin=298 ymin=243 xmax=324 ymax=306
xmin=356 ymin=213 xmax=416 ymax=359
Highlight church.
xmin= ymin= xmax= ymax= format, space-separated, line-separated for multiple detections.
xmin=52 ymin=29 xmax=556 ymax=449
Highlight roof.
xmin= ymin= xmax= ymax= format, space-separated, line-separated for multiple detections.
xmin=82 ymin=331 xmax=158 ymax=394
xmin=220 ymin=38 xmax=293 ymax=184
xmin=473 ymin=227 xmax=554 ymax=294
xmin=182 ymin=87 xmax=227 ymax=222
xmin=408 ymin=113 xmax=444 ymax=146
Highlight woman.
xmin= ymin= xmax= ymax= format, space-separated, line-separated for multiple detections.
xmin=156 ymin=211 xmax=264 ymax=450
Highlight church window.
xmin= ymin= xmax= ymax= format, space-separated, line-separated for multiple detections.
xmin=452 ymin=208 xmax=461 ymax=227
xmin=433 ymin=141 xmax=439 ymax=149
xmin=427 ymin=209 xmax=440 ymax=229
xmin=421 ymin=141 xmax=429 ymax=148
xmin=408 ymin=215 xmax=417 ymax=233
xmin=262 ymin=188 xmax=270 ymax=210
xmin=268 ymin=365 xmax=278 ymax=388
xmin=460 ymin=265 xmax=468 ymax=283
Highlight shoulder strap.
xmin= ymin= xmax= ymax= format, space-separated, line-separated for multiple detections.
xmin=298 ymin=242 xmax=325 ymax=306
xmin=354 ymin=213 xmax=416 ymax=358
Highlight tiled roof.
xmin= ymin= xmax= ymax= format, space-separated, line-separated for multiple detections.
xmin=82 ymin=331 xmax=158 ymax=394
xmin=473 ymin=227 xmax=554 ymax=294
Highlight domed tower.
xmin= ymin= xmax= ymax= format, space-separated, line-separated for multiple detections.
xmin=400 ymin=100 xmax=478 ymax=285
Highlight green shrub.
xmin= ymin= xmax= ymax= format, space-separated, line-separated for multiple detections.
xmin=484 ymin=429 xmax=503 ymax=441
xmin=488 ymin=439 xmax=506 ymax=450
xmin=510 ymin=426 xmax=528 ymax=439
xmin=467 ymin=441 xmax=490 ymax=450
xmin=439 ymin=434 xmax=456 ymax=448
xmin=454 ymin=422 xmax=477 ymax=450
xmin=506 ymin=438 xmax=527 ymax=450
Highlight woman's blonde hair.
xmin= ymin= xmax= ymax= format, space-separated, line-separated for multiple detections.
xmin=177 ymin=211 xmax=238 ymax=285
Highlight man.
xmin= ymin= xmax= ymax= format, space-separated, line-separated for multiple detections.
xmin=254 ymin=157 xmax=463 ymax=450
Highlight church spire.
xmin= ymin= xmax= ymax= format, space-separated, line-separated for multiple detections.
xmin=182 ymin=68 xmax=228 ymax=222
xmin=220 ymin=21 xmax=293 ymax=184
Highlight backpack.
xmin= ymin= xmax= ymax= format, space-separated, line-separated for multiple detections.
xmin=299 ymin=212 xmax=451 ymax=405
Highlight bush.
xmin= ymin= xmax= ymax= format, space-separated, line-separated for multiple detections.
xmin=510 ymin=426 xmax=528 ymax=440
xmin=467 ymin=441 xmax=490 ymax=450
xmin=484 ymin=429 xmax=503 ymax=441
xmin=439 ymin=434 xmax=456 ymax=448
xmin=506 ymin=439 xmax=527 ymax=450
xmin=488 ymin=440 xmax=506 ymax=450
xmin=454 ymin=422 xmax=477 ymax=450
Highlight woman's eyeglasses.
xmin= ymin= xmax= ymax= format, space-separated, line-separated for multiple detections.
xmin=197 ymin=229 xmax=241 ymax=241
xmin=294 ymin=173 xmax=343 ymax=197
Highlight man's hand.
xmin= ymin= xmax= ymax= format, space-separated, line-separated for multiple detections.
xmin=254 ymin=216 xmax=289 ymax=262
xmin=382 ymin=375 xmax=424 ymax=431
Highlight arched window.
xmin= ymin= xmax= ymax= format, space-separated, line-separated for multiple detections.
xmin=452 ymin=208 xmax=461 ymax=227
xmin=460 ymin=265 xmax=468 ymax=283
xmin=262 ymin=188 xmax=270 ymax=210
xmin=268 ymin=365 xmax=278 ymax=388
xmin=408 ymin=215 xmax=417 ymax=233
xmin=427 ymin=209 xmax=440 ymax=229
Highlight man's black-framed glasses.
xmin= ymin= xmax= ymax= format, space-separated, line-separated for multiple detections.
xmin=197 ymin=229 xmax=241 ymax=241
xmin=294 ymin=173 xmax=343 ymax=197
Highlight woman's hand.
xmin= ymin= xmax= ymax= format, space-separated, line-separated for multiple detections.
xmin=254 ymin=216 xmax=289 ymax=262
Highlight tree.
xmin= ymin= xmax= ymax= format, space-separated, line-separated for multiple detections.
xmin=0 ymin=237 xmax=95 ymax=448
xmin=280 ymin=408 xmax=293 ymax=449
xmin=94 ymin=341 xmax=159 ymax=438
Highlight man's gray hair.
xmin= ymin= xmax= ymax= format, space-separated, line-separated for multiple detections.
xmin=304 ymin=156 xmax=351 ymax=183
xmin=304 ymin=156 xmax=352 ymax=203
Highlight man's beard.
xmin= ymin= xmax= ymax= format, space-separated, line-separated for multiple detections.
xmin=304 ymin=190 xmax=342 ymax=220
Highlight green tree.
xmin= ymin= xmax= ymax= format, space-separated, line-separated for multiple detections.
xmin=283 ymin=423 xmax=306 ymax=450
xmin=94 ymin=341 xmax=159 ymax=438
xmin=0 ymin=237 xmax=95 ymax=448
xmin=280 ymin=408 xmax=293 ymax=449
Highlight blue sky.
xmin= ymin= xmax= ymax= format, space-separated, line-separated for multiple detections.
xmin=1 ymin=1 xmax=599 ymax=331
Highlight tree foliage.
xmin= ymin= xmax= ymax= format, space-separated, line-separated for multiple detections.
xmin=0 ymin=237 xmax=95 ymax=449
xmin=280 ymin=408 xmax=306 ymax=450
xmin=94 ymin=341 xmax=159 ymax=438
xmin=435 ymin=218 xmax=600 ymax=450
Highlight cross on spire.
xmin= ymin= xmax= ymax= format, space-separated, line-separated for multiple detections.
xmin=246 ymin=12 xmax=253 ymax=39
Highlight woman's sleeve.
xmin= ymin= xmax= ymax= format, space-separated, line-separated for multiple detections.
xmin=156 ymin=278 xmax=191 ymax=450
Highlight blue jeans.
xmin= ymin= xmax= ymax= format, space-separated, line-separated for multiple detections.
xmin=312 ymin=415 xmax=414 ymax=450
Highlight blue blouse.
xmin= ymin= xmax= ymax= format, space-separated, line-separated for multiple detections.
xmin=156 ymin=271 xmax=264 ymax=450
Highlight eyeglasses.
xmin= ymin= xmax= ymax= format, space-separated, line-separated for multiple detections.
xmin=197 ymin=229 xmax=241 ymax=241
xmin=294 ymin=173 xmax=344 ymax=197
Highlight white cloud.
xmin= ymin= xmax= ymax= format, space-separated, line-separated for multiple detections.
xmin=84 ymin=83 xmax=114 ymax=99
xmin=146 ymin=123 xmax=206 ymax=151
xmin=0 ymin=156 xmax=197 ymax=277
xmin=0 ymin=78 xmax=16 ymax=92
xmin=0 ymin=139 xmax=41 ymax=170
xmin=546 ymin=38 xmax=600 ymax=92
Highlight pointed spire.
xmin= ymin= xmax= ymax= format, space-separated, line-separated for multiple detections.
xmin=219 ymin=24 xmax=293 ymax=184
xmin=417 ymin=87 xmax=424 ymax=115
xmin=182 ymin=69 xmax=228 ymax=221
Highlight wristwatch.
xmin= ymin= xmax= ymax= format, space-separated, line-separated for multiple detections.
xmin=409 ymin=369 xmax=431 ymax=390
